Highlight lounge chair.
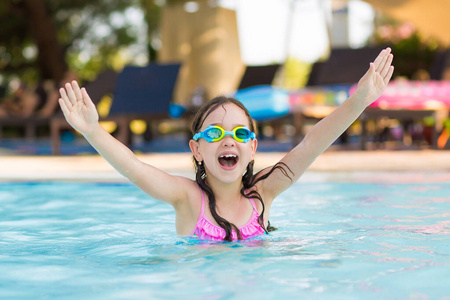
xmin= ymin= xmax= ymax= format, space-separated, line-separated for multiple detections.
xmin=290 ymin=46 xmax=390 ymax=148
xmin=306 ymin=47 xmax=385 ymax=86
xmin=237 ymin=64 xmax=281 ymax=90
xmin=0 ymin=115 xmax=50 ymax=141
xmin=50 ymin=63 xmax=181 ymax=155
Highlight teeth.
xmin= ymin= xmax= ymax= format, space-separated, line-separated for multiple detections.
xmin=220 ymin=154 xmax=237 ymax=158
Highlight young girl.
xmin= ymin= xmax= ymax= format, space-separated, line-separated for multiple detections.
xmin=58 ymin=48 xmax=394 ymax=242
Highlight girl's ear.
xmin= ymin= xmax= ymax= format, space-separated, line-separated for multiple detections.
xmin=189 ymin=139 xmax=203 ymax=162
xmin=250 ymin=138 xmax=258 ymax=160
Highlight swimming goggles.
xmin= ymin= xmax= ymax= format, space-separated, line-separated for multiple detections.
xmin=193 ymin=125 xmax=256 ymax=143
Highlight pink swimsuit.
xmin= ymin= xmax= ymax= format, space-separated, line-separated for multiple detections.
xmin=191 ymin=189 xmax=266 ymax=241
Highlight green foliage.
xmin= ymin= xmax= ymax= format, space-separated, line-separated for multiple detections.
xmin=0 ymin=3 xmax=32 ymax=77
xmin=388 ymin=32 xmax=438 ymax=79
xmin=373 ymin=19 xmax=440 ymax=79
xmin=0 ymin=0 xmax=147 ymax=84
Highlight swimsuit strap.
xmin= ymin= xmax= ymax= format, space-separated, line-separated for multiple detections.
xmin=249 ymin=197 xmax=258 ymax=213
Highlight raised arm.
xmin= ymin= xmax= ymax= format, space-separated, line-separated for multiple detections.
xmin=261 ymin=47 xmax=394 ymax=199
xmin=58 ymin=81 xmax=190 ymax=205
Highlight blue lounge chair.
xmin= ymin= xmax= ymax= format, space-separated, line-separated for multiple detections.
xmin=50 ymin=63 xmax=181 ymax=154
xmin=237 ymin=64 xmax=281 ymax=90
xmin=108 ymin=63 xmax=181 ymax=144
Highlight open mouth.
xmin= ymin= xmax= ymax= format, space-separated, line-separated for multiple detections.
xmin=218 ymin=154 xmax=239 ymax=169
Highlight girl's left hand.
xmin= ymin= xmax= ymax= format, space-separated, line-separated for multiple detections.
xmin=352 ymin=47 xmax=394 ymax=107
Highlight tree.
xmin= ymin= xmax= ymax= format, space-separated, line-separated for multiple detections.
xmin=23 ymin=0 xmax=67 ymax=81
xmin=140 ymin=0 xmax=161 ymax=62
xmin=0 ymin=0 xmax=144 ymax=84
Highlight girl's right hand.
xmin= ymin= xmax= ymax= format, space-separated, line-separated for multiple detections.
xmin=58 ymin=81 xmax=99 ymax=136
xmin=351 ymin=47 xmax=394 ymax=108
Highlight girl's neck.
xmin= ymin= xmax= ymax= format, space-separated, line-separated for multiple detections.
xmin=205 ymin=176 xmax=243 ymax=205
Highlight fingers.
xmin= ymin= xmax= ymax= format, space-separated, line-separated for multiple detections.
xmin=58 ymin=98 xmax=70 ymax=118
xmin=72 ymin=81 xmax=83 ymax=101
xmin=372 ymin=48 xmax=391 ymax=72
xmin=384 ymin=66 xmax=394 ymax=85
xmin=372 ymin=47 xmax=394 ymax=85
xmin=380 ymin=53 xmax=394 ymax=78
xmin=81 ymin=87 xmax=95 ymax=110
xmin=59 ymin=80 xmax=85 ymax=107
xmin=60 ymin=80 xmax=83 ymax=105
xmin=374 ymin=48 xmax=391 ymax=73
xmin=65 ymin=82 xmax=78 ymax=105
xmin=368 ymin=62 xmax=375 ymax=74
xmin=59 ymin=87 xmax=72 ymax=109
xmin=372 ymin=48 xmax=389 ymax=69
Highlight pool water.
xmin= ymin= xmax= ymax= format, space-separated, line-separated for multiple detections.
xmin=1 ymin=180 xmax=449 ymax=299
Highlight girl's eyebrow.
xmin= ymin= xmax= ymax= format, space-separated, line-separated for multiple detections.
xmin=209 ymin=123 xmax=247 ymax=128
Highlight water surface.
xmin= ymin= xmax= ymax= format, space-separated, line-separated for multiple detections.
xmin=1 ymin=181 xmax=449 ymax=299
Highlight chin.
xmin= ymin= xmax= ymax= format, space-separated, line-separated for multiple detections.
xmin=218 ymin=166 xmax=247 ymax=183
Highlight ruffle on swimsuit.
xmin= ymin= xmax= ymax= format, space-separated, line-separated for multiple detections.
xmin=191 ymin=189 xmax=266 ymax=241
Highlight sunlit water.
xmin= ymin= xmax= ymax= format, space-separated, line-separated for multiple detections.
xmin=1 ymin=180 xmax=449 ymax=299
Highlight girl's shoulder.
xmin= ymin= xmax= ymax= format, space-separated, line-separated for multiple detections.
xmin=171 ymin=176 xmax=201 ymax=206
xmin=171 ymin=177 xmax=203 ymax=223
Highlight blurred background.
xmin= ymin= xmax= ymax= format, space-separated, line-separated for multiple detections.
xmin=0 ymin=0 xmax=449 ymax=155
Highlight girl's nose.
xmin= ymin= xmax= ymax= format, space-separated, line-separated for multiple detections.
xmin=221 ymin=135 xmax=236 ymax=147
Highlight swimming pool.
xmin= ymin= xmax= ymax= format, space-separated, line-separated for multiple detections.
xmin=1 ymin=180 xmax=449 ymax=299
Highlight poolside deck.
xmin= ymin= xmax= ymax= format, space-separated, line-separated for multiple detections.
xmin=1 ymin=150 xmax=449 ymax=183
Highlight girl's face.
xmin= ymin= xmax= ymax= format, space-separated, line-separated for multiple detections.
xmin=190 ymin=103 xmax=257 ymax=184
